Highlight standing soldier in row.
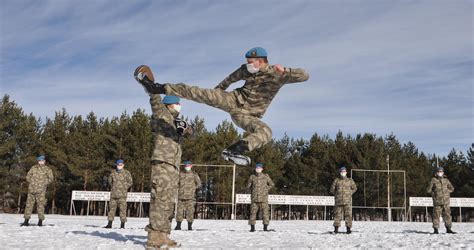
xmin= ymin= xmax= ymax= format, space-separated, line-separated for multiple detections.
xmin=134 ymin=47 xmax=309 ymax=166
xmin=427 ymin=166 xmax=456 ymax=234
xmin=247 ymin=163 xmax=274 ymax=232
xmin=330 ymin=166 xmax=357 ymax=234
xmin=104 ymin=159 xmax=133 ymax=229
xmin=21 ymin=155 xmax=54 ymax=227
xmin=175 ymin=161 xmax=201 ymax=231
xmin=134 ymin=65 xmax=193 ymax=248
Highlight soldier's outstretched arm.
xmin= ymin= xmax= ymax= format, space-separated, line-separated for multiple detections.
xmin=214 ymin=65 xmax=246 ymax=90
xmin=282 ymin=67 xmax=310 ymax=84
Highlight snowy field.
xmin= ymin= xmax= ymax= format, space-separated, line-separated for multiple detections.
xmin=1 ymin=214 xmax=473 ymax=249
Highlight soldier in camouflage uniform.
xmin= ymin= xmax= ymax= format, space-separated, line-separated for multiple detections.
xmin=134 ymin=65 xmax=193 ymax=248
xmin=135 ymin=47 xmax=309 ymax=165
xmin=247 ymin=163 xmax=274 ymax=232
xmin=427 ymin=166 xmax=456 ymax=234
xmin=21 ymin=155 xmax=54 ymax=227
xmin=104 ymin=159 xmax=133 ymax=229
xmin=175 ymin=161 xmax=201 ymax=231
xmin=330 ymin=166 xmax=357 ymax=234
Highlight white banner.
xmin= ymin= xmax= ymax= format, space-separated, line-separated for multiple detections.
xmin=236 ymin=194 xmax=334 ymax=206
xmin=409 ymin=197 xmax=474 ymax=207
xmin=71 ymin=191 xmax=150 ymax=202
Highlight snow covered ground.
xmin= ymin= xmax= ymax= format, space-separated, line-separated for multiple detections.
xmin=1 ymin=214 xmax=473 ymax=249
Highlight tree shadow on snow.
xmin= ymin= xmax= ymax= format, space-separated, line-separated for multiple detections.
xmin=401 ymin=230 xmax=432 ymax=235
xmin=69 ymin=231 xmax=146 ymax=245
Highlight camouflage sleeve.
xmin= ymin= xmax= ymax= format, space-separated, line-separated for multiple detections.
xmin=447 ymin=179 xmax=454 ymax=193
xmin=108 ymin=174 xmax=113 ymax=188
xmin=149 ymin=94 xmax=167 ymax=117
xmin=267 ymin=175 xmax=275 ymax=189
xmin=350 ymin=179 xmax=357 ymax=194
xmin=246 ymin=176 xmax=253 ymax=192
xmin=330 ymin=179 xmax=337 ymax=194
xmin=194 ymin=173 xmax=201 ymax=190
xmin=47 ymin=167 xmax=54 ymax=184
xmin=127 ymin=171 xmax=133 ymax=189
xmin=26 ymin=168 xmax=33 ymax=183
xmin=282 ymin=67 xmax=309 ymax=84
xmin=214 ymin=65 xmax=246 ymax=90
xmin=426 ymin=179 xmax=434 ymax=194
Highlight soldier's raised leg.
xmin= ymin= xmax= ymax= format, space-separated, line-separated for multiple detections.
xmin=249 ymin=202 xmax=259 ymax=232
xmin=344 ymin=205 xmax=352 ymax=234
xmin=230 ymin=113 xmax=273 ymax=152
xmin=333 ymin=206 xmax=343 ymax=233
xmin=119 ymin=197 xmax=127 ymax=228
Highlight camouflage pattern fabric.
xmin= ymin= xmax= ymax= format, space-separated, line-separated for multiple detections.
xmin=333 ymin=204 xmax=353 ymax=228
xmin=427 ymin=176 xmax=454 ymax=206
xmin=24 ymin=164 xmax=53 ymax=220
xmin=432 ymin=204 xmax=452 ymax=229
xmin=109 ymin=169 xmax=133 ymax=198
xmin=163 ymin=64 xmax=308 ymax=151
xmin=108 ymin=197 xmax=128 ymax=222
xmin=177 ymin=171 xmax=201 ymax=200
xmin=330 ymin=177 xmax=357 ymax=206
xmin=176 ymin=199 xmax=196 ymax=223
xmin=145 ymin=162 xmax=179 ymax=234
xmin=249 ymin=202 xmax=270 ymax=225
xmin=247 ymin=173 xmax=274 ymax=225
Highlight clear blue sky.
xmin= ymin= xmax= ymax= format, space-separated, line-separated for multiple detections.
xmin=1 ymin=0 xmax=472 ymax=156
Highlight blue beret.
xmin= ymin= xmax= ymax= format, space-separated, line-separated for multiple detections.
xmin=116 ymin=159 xmax=124 ymax=165
xmin=436 ymin=167 xmax=444 ymax=171
xmin=256 ymin=163 xmax=264 ymax=168
xmin=245 ymin=47 xmax=267 ymax=58
xmin=184 ymin=161 xmax=192 ymax=166
xmin=339 ymin=167 xmax=347 ymax=172
xmin=162 ymin=95 xmax=180 ymax=104
xmin=37 ymin=155 xmax=45 ymax=161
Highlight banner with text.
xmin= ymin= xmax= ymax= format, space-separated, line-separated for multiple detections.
xmin=236 ymin=194 xmax=335 ymax=206
xmin=409 ymin=197 xmax=474 ymax=207
xmin=71 ymin=191 xmax=151 ymax=202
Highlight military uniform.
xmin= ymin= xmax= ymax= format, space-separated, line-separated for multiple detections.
xmin=176 ymin=171 xmax=201 ymax=223
xmin=107 ymin=169 xmax=133 ymax=222
xmin=427 ymin=176 xmax=454 ymax=229
xmin=24 ymin=164 xmax=54 ymax=220
xmin=330 ymin=176 xmax=357 ymax=228
xmin=247 ymin=172 xmax=274 ymax=225
xmin=163 ymin=63 xmax=309 ymax=152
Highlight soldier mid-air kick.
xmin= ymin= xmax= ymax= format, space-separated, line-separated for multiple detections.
xmin=134 ymin=47 xmax=309 ymax=166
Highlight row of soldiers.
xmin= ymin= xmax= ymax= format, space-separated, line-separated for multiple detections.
xmin=22 ymin=155 xmax=457 ymax=235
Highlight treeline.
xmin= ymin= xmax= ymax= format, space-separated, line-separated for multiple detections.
xmin=1 ymin=94 xmax=473 ymax=220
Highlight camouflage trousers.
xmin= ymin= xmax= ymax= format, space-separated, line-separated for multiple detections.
xmin=176 ymin=199 xmax=196 ymax=222
xmin=108 ymin=197 xmax=127 ymax=222
xmin=333 ymin=205 xmax=352 ymax=228
xmin=164 ymin=83 xmax=272 ymax=151
xmin=24 ymin=192 xmax=46 ymax=220
xmin=145 ymin=162 xmax=179 ymax=234
xmin=249 ymin=202 xmax=270 ymax=225
xmin=432 ymin=204 xmax=452 ymax=229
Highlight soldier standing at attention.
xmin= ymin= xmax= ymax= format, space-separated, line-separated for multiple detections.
xmin=134 ymin=47 xmax=309 ymax=166
xmin=104 ymin=159 xmax=133 ymax=229
xmin=247 ymin=163 xmax=274 ymax=232
xmin=21 ymin=155 xmax=54 ymax=227
xmin=427 ymin=166 xmax=456 ymax=234
xmin=134 ymin=65 xmax=193 ymax=248
xmin=330 ymin=166 xmax=357 ymax=234
xmin=175 ymin=161 xmax=201 ymax=231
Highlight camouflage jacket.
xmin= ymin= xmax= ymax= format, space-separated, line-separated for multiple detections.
xmin=108 ymin=169 xmax=133 ymax=199
xmin=427 ymin=176 xmax=454 ymax=206
xmin=149 ymin=93 xmax=183 ymax=168
xmin=246 ymin=173 xmax=274 ymax=203
xmin=330 ymin=177 xmax=357 ymax=206
xmin=215 ymin=64 xmax=309 ymax=118
xmin=177 ymin=171 xmax=201 ymax=200
xmin=26 ymin=164 xmax=53 ymax=194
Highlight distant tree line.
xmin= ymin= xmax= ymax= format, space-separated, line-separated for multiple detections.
xmin=1 ymin=94 xmax=473 ymax=221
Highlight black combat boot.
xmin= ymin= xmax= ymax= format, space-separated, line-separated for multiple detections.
xmin=21 ymin=219 xmax=30 ymax=227
xmin=222 ymin=140 xmax=251 ymax=166
xmin=134 ymin=65 xmax=165 ymax=94
xmin=38 ymin=219 xmax=43 ymax=227
xmin=174 ymin=221 xmax=182 ymax=230
xmin=104 ymin=220 xmax=112 ymax=229
xmin=188 ymin=222 xmax=193 ymax=230
xmin=334 ymin=226 xmax=339 ymax=234
xmin=263 ymin=224 xmax=268 ymax=231
xmin=346 ymin=227 xmax=352 ymax=234
xmin=250 ymin=225 xmax=255 ymax=232
xmin=446 ymin=227 xmax=456 ymax=234
xmin=120 ymin=222 xmax=125 ymax=229
xmin=433 ymin=228 xmax=439 ymax=234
